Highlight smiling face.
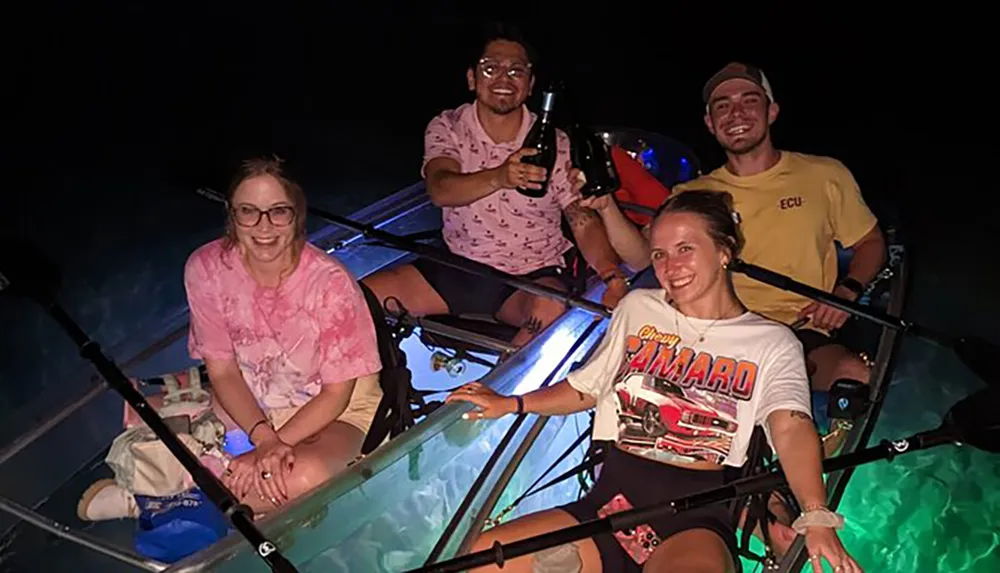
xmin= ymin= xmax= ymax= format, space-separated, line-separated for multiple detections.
xmin=466 ymin=39 xmax=534 ymax=115
xmin=229 ymin=174 xmax=298 ymax=268
xmin=703 ymin=78 xmax=780 ymax=155
xmin=649 ymin=211 xmax=732 ymax=308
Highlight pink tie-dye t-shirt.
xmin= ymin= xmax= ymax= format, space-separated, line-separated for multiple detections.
xmin=184 ymin=240 xmax=382 ymax=411
xmin=421 ymin=103 xmax=582 ymax=275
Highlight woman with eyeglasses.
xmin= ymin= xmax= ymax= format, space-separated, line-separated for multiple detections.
xmin=181 ymin=157 xmax=383 ymax=514
xmin=77 ymin=157 xmax=383 ymax=521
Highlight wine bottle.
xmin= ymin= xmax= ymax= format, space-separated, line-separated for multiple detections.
xmin=515 ymin=85 xmax=558 ymax=198
xmin=570 ymin=123 xmax=621 ymax=199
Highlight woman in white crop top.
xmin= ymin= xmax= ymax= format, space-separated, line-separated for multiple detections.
xmin=447 ymin=190 xmax=861 ymax=573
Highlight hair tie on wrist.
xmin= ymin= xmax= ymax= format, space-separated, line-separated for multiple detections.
xmin=248 ymin=419 xmax=271 ymax=445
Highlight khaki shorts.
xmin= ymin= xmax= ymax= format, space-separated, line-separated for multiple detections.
xmin=267 ymin=372 xmax=383 ymax=436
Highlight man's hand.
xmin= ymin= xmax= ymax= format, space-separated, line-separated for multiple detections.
xmin=496 ymin=148 xmax=547 ymax=190
xmin=797 ymin=285 xmax=857 ymax=331
xmin=602 ymin=276 xmax=628 ymax=309
xmin=569 ymin=167 xmax=615 ymax=212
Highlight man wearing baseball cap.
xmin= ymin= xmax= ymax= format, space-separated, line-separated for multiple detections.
xmin=684 ymin=61 xmax=886 ymax=395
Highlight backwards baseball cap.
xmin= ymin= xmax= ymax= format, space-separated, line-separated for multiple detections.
xmin=702 ymin=62 xmax=775 ymax=104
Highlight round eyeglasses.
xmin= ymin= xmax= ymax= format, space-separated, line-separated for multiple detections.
xmin=477 ymin=58 xmax=532 ymax=80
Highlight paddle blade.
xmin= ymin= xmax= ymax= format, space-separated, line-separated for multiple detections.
xmin=953 ymin=335 xmax=1000 ymax=388
xmin=943 ymin=386 xmax=1000 ymax=453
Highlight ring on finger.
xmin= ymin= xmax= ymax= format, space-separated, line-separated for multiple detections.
xmin=261 ymin=470 xmax=272 ymax=480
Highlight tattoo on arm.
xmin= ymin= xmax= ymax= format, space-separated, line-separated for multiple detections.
xmin=522 ymin=316 xmax=542 ymax=334
xmin=789 ymin=410 xmax=812 ymax=421
xmin=576 ymin=389 xmax=586 ymax=401
xmin=564 ymin=202 xmax=599 ymax=231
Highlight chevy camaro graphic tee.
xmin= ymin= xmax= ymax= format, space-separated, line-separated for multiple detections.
xmin=567 ymin=289 xmax=813 ymax=468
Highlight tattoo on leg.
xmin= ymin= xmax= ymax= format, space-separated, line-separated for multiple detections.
xmin=564 ymin=203 xmax=599 ymax=231
xmin=522 ymin=315 xmax=542 ymax=334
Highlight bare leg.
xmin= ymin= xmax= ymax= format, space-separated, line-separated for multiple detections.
xmin=361 ymin=264 xmax=449 ymax=317
xmin=464 ymin=508 xmax=603 ymax=573
xmin=807 ymin=344 xmax=871 ymax=392
xmin=495 ymin=276 xmax=569 ymax=348
xmin=242 ymin=421 xmax=364 ymax=514
xmin=642 ymin=527 xmax=735 ymax=573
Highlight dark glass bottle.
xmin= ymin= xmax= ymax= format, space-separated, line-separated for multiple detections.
xmin=516 ymin=86 xmax=558 ymax=198
xmin=570 ymin=124 xmax=621 ymax=198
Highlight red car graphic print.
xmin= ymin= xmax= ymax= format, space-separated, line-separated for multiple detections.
xmin=614 ymin=373 xmax=738 ymax=464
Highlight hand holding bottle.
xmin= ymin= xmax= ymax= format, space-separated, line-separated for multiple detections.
xmin=495 ymin=148 xmax=548 ymax=191
xmin=571 ymin=166 xmax=614 ymax=212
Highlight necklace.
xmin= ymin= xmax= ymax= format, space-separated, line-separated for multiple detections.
xmin=674 ymin=311 xmax=720 ymax=343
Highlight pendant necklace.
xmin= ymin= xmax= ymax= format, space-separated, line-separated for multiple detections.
xmin=674 ymin=310 xmax=719 ymax=343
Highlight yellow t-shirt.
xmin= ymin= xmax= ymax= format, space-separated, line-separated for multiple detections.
xmin=671 ymin=151 xmax=878 ymax=331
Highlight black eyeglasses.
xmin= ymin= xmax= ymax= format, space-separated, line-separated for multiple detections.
xmin=230 ymin=204 xmax=296 ymax=227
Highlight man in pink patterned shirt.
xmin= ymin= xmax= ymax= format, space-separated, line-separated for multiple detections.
xmin=364 ymin=23 xmax=626 ymax=348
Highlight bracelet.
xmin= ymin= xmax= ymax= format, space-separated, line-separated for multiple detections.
xmin=791 ymin=507 xmax=845 ymax=535
xmin=514 ymin=395 xmax=524 ymax=415
xmin=600 ymin=269 xmax=626 ymax=284
xmin=247 ymin=419 xmax=272 ymax=445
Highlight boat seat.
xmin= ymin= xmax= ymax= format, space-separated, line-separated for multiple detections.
xmin=419 ymin=313 xmax=519 ymax=356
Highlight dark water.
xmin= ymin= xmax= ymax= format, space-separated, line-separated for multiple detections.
xmin=4 ymin=6 xmax=999 ymax=571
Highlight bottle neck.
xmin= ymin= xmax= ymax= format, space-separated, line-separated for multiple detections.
xmin=537 ymin=92 xmax=556 ymax=123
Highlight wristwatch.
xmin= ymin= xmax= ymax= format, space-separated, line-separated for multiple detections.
xmin=837 ymin=277 xmax=865 ymax=298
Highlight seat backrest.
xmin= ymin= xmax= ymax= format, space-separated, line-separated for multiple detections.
xmin=357 ymin=281 xmax=425 ymax=455
xmin=724 ymin=425 xmax=790 ymax=566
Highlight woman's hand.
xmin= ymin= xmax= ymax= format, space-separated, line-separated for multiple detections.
xmin=445 ymin=382 xmax=518 ymax=420
xmin=252 ymin=435 xmax=295 ymax=507
xmin=222 ymin=450 xmax=259 ymax=500
xmin=804 ymin=526 xmax=863 ymax=573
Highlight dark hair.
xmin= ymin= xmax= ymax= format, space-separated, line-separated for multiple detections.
xmin=471 ymin=21 xmax=539 ymax=71
xmin=222 ymin=155 xmax=308 ymax=257
xmin=653 ymin=190 xmax=744 ymax=259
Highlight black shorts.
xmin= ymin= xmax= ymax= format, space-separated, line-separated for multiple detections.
xmin=411 ymin=256 xmax=575 ymax=318
xmin=559 ymin=447 xmax=741 ymax=572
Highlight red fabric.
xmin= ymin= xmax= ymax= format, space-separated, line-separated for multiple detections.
xmin=611 ymin=145 xmax=671 ymax=226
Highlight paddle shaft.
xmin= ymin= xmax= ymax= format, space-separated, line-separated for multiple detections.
xmin=42 ymin=300 xmax=299 ymax=573
xmin=313 ymin=204 xmax=612 ymax=318
xmin=194 ymin=188 xmax=612 ymax=319
xmin=406 ymin=429 xmax=953 ymax=573
xmin=728 ymin=259 xmax=951 ymax=345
